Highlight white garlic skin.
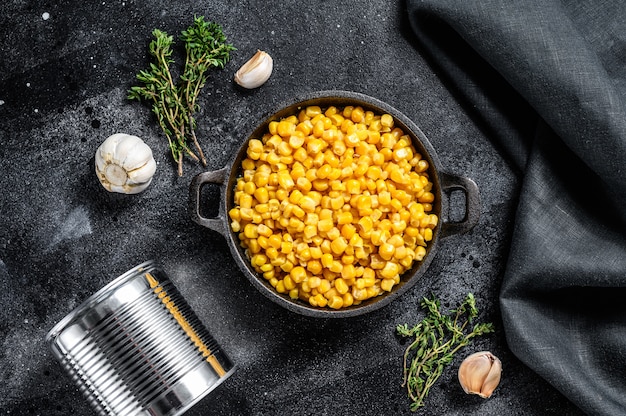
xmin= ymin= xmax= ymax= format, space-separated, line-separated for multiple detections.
xmin=234 ymin=50 xmax=273 ymax=89
xmin=458 ymin=351 xmax=502 ymax=399
xmin=95 ymin=133 xmax=157 ymax=194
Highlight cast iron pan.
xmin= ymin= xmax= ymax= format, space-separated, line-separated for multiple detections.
xmin=189 ymin=90 xmax=479 ymax=318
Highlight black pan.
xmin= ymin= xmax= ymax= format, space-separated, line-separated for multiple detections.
xmin=189 ymin=90 xmax=479 ymax=318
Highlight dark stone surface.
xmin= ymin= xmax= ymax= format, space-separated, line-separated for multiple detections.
xmin=0 ymin=1 xmax=585 ymax=415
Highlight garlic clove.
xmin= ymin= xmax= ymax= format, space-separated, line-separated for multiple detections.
xmin=127 ymin=157 xmax=157 ymax=184
xmin=234 ymin=50 xmax=273 ymax=89
xmin=458 ymin=351 xmax=502 ymax=399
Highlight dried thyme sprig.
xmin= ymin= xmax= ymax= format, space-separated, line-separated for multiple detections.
xmin=128 ymin=16 xmax=235 ymax=176
xmin=397 ymin=293 xmax=494 ymax=411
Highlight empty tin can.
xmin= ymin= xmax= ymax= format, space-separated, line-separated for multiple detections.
xmin=46 ymin=261 xmax=235 ymax=416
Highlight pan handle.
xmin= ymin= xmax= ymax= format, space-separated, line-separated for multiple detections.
xmin=189 ymin=168 xmax=229 ymax=237
xmin=439 ymin=172 xmax=480 ymax=238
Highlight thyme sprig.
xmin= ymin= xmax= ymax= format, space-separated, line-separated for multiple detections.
xmin=128 ymin=16 xmax=235 ymax=176
xmin=397 ymin=293 xmax=494 ymax=411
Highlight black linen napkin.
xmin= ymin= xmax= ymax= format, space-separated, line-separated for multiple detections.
xmin=406 ymin=1 xmax=626 ymax=415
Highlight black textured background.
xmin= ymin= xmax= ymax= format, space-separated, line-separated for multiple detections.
xmin=0 ymin=1 xmax=585 ymax=415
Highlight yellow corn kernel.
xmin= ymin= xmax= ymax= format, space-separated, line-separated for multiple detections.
xmin=322 ymin=128 xmax=339 ymax=142
xmin=325 ymin=106 xmax=338 ymax=117
xmin=290 ymin=266 xmax=307 ymax=283
xmin=330 ymin=237 xmax=348 ymax=255
xmin=313 ymin=293 xmax=328 ymax=308
xmin=309 ymin=246 xmax=322 ymax=260
xmin=239 ymin=207 xmax=253 ymax=222
xmin=350 ymin=106 xmax=365 ymax=123
xmin=329 ymin=260 xmax=343 ymax=274
xmin=321 ymin=253 xmax=334 ymax=268
xmin=340 ymin=224 xmax=356 ymax=241
xmin=381 ymin=113 xmax=394 ymax=128
xmin=295 ymin=176 xmax=312 ymax=192
xmin=307 ymin=260 xmax=323 ymax=275
xmin=419 ymin=191 xmax=435 ymax=204
xmin=240 ymin=193 xmax=254 ymax=209
xmin=352 ymin=287 xmax=368 ymax=301
xmin=345 ymin=179 xmax=361 ymax=194
xmin=358 ymin=216 xmax=373 ymax=233
xmin=379 ymin=243 xmax=395 ymax=261
xmin=299 ymin=195 xmax=318 ymax=213
xmin=248 ymin=138 xmax=263 ymax=153
xmin=281 ymin=275 xmax=295 ymax=291
xmin=355 ymin=277 xmax=366 ymax=290
xmin=319 ymin=279 xmax=331 ymax=294
xmin=293 ymin=147 xmax=308 ymax=162
xmin=303 ymin=224 xmax=317 ymax=240
xmin=312 ymin=179 xmax=329 ymax=192
xmin=307 ymin=276 xmax=321 ymax=289
xmin=328 ymin=295 xmax=344 ymax=309
xmin=228 ymin=207 xmax=241 ymax=222
xmin=289 ymin=288 xmax=299 ymax=299
xmin=320 ymin=239 xmax=332 ymax=254
xmin=287 ymin=131 xmax=305 ymax=148
xmin=306 ymin=105 xmax=322 ymax=118
xmin=243 ymin=223 xmax=258 ymax=239
xmin=276 ymin=120 xmax=294 ymax=137
xmin=266 ymin=246 xmax=280 ymax=260
xmin=391 ymin=219 xmax=407 ymax=234
xmin=380 ymin=262 xmax=400 ymax=279
xmin=349 ymin=235 xmax=363 ymax=249
xmin=362 ymin=273 xmax=376 ymax=288
xmin=381 ymin=278 xmax=395 ymax=292
xmin=416 ymin=159 xmax=429 ymax=173
xmin=340 ymin=263 xmax=356 ymax=280
xmin=366 ymin=286 xmax=380 ymax=298
xmin=251 ymin=254 xmax=268 ymax=267
xmin=334 ymin=277 xmax=349 ymax=294
xmin=312 ymin=120 xmax=326 ymax=138
xmin=317 ymin=218 xmax=334 ymax=233
xmin=277 ymin=170 xmax=295 ymax=190
xmin=279 ymin=240 xmax=292 ymax=254
xmin=394 ymin=245 xmax=408 ymax=260
xmin=256 ymin=224 xmax=273 ymax=237
xmin=243 ymin=181 xmax=256 ymax=196
xmin=342 ymin=292 xmax=354 ymax=307
xmin=280 ymin=261 xmax=294 ymax=273
xmin=300 ymin=280 xmax=317 ymax=298
xmin=385 ymin=234 xmax=402 ymax=247
xmin=336 ymin=211 xmax=353 ymax=225
xmin=316 ymin=164 xmax=330 ymax=179
xmin=275 ymin=280 xmax=286 ymax=293
xmin=415 ymin=246 xmax=427 ymax=261
xmin=325 ymin=227 xmax=341 ymax=241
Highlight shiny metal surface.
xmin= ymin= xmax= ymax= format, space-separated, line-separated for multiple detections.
xmin=46 ymin=261 xmax=235 ymax=416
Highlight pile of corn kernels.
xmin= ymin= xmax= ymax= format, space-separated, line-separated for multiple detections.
xmin=228 ymin=105 xmax=438 ymax=309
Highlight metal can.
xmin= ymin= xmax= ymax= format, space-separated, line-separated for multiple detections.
xmin=46 ymin=261 xmax=235 ymax=416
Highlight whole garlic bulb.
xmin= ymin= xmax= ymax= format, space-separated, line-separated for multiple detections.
xmin=95 ymin=133 xmax=157 ymax=194
xmin=234 ymin=50 xmax=273 ymax=89
xmin=458 ymin=351 xmax=502 ymax=398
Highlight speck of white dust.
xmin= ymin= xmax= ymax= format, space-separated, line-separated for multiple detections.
xmin=42 ymin=12 xmax=50 ymax=20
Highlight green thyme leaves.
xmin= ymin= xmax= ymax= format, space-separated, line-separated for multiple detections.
xmin=128 ymin=16 xmax=235 ymax=175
